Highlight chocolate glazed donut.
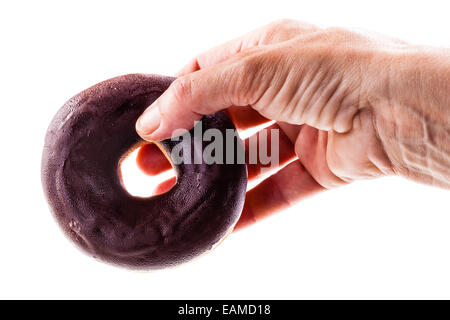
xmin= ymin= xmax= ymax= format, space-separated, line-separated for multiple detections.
xmin=41 ymin=74 xmax=247 ymax=269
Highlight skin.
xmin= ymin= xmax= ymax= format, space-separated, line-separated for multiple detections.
xmin=135 ymin=20 xmax=450 ymax=229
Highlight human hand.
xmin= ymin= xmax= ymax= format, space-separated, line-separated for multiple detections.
xmin=136 ymin=20 xmax=450 ymax=228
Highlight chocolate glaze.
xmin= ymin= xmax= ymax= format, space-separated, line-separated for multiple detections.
xmin=41 ymin=74 xmax=247 ymax=269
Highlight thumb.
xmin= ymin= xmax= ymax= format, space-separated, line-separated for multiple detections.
xmin=136 ymin=59 xmax=262 ymax=141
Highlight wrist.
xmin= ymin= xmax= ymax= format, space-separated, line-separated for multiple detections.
xmin=369 ymin=46 xmax=450 ymax=187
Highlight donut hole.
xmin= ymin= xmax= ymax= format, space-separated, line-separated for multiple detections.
xmin=119 ymin=143 xmax=176 ymax=197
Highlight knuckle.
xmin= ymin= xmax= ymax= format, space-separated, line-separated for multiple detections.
xmin=235 ymin=52 xmax=271 ymax=105
xmin=262 ymin=19 xmax=301 ymax=43
xmin=304 ymin=107 xmax=323 ymax=129
xmin=235 ymin=46 xmax=260 ymax=59
xmin=239 ymin=53 xmax=262 ymax=74
xmin=171 ymin=76 xmax=194 ymax=104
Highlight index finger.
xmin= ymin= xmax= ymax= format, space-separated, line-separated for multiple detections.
xmin=177 ymin=19 xmax=314 ymax=76
xmin=176 ymin=32 xmax=260 ymax=76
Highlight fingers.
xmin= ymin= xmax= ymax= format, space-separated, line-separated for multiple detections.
xmin=135 ymin=19 xmax=326 ymax=142
xmin=176 ymin=25 xmax=271 ymax=76
xmin=148 ymin=144 xmax=324 ymax=230
xmin=234 ymin=160 xmax=325 ymax=230
xmin=136 ymin=58 xmax=268 ymax=142
xmin=137 ymin=143 xmax=172 ymax=175
xmin=150 ymin=158 xmax=324 ymax=231
xmin=176 ymin=35 xmax=251 ymax=76
xmin=226 ymin=106 xmax=270 ymax=131
xmin=295 ymin=125 xmax=348 ymax=188
xmin=137 ymin=121 xmax=296 ymax=181
xmin=153 ymin=176 xmax=176 ymax=195
xmin=136 ymin=107 xmax=272 ymax=177
xmin=244 ymin=123 xmax=296 ymax=181
xmin=136 ymin=120 xmax=297 ymax=180
xmin=177 ymin=19 xmax=316 ymax=76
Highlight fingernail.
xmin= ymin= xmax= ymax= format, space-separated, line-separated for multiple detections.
xmin=137 ymin=105 xmax=161 ymax=135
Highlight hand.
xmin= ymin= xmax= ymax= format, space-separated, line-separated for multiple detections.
xmin=136 ymin=20 xmax=450 ymax=229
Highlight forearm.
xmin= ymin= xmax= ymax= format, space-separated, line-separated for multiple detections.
xmin=372 ymin=47 xmax=450 ymax=188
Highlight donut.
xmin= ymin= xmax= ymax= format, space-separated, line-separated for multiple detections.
xmin=41 ymin=74 xmax=248 ymax=269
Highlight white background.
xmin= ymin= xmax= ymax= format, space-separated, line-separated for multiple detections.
xmin=0 ymin=0 xmax=449 ymax=299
